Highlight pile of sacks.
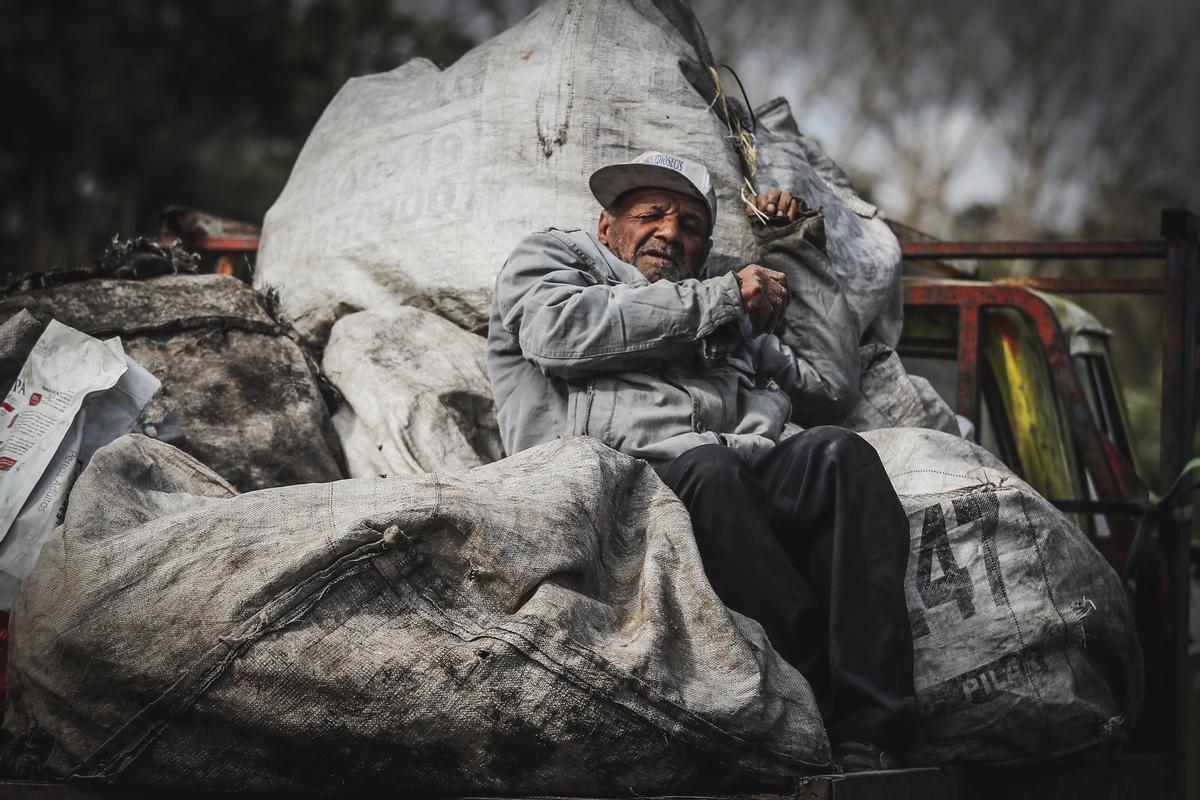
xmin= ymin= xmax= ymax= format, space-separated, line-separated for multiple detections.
xmin=0 ymin=0 xmax=1139 ymax=794
xmin=1 ymin=428 xmax=1139 ymax=793
xmin=3 ymin=435 xmax=829 ymax=794
xmin=0 ymin=239 xmax=345 ymax=492
xmin=258 ymin=0 xmax=954 ymax=477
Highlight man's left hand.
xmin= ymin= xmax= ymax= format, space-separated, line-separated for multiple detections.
xmin=735 ymin=264 xmax=789 ymax=335
xmin=745 ymin=187 xmax=802 ymax=223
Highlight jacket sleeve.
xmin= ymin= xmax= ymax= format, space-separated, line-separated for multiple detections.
xmin=752 ymin=333 xmax=857 ymax=425
xmin=495 ymin=230 xmax=746 ymax=377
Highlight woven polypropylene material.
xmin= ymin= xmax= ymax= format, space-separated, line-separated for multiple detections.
xmin=862 ymin=428 xmax=1143 ymax=764
xmin=4 ymin=435 xmax=828 ymax=794
xmin=254 ymin=0 xmax=761 ymax=346
xmin=324 ymin=307 xmax=503 ymax=479
xmin=832 ymin=344 xmax=959 ymax=435
xmin=752 ymin=97 xmax=903 ymax=347
xmin=0 ymin=277 xmax=345 ymax=491
xmin=0 ymin=311 xmax=45 ymax=393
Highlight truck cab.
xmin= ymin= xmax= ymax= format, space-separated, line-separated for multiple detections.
xmin=898 ymin=282 xmax=1140 ymax=550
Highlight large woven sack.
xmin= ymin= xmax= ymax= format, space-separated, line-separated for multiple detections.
xmin=751 ymin=97 xmax=903 ymax=347
xmin=0 ymin=275 xmax=344 ymax=491
xmin=255 ymin=0 xmax=759 ymax=346
xmin=0 ymin=310 xmax=43 ymax=387
xmin=2 ymin=435 xmax=829 ymax=794
xmin=861 ymin=428 xmax=1142 ymax=763
xmin=324 ymin=307 xmax=502 ymax=478
xmin=833 ymin=344 xmax=959 ymax=435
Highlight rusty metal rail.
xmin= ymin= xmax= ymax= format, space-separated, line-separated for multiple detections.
xmin=900 ymin=240 xmax=1168 ymax=260
xmin=188 ymin=235 xmax=259 ymax=252
xmin=991 ymin=277 xmax=1164 ymax=294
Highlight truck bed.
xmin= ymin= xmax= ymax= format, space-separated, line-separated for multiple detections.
xmin=0 ymin=753 xmax=1169 ymax=799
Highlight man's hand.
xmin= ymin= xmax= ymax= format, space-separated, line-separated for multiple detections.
xmin=736 ymin=264 xmax=789 ymax=334
xmin=744 ymin=187 xmax=802 ymax=224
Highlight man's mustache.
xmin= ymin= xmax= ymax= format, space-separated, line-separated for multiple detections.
xmin=635 ymin=239 xmax=682 ymax=265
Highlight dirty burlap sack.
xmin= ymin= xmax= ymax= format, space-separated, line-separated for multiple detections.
xmin=0 ymin=264 xmax=344 ymax=491
xmin=747 ymin=201 xmax=948 ymax=434
xmin=745 ymin=211 xmax=861 ymax=420
xmin=750 ymin=96 xmax=904 ymax=347
xmin=0 ymin=311 xmax=44 ymax=385
xmin=324 ymin=307 xmax=503 ymax=478
xmin=256 ymin=0 xmax=761 ymax=347
xmin=3 ymin=435 xmax=829 ymax=794
xmin=861 ymin=428 xmax=1142 ymax=763
xmin=834 ymin=343 xmax=959 ymax=435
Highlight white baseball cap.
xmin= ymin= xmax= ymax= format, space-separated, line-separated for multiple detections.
xmin=589 ymin=151 xmax=717 ymax=231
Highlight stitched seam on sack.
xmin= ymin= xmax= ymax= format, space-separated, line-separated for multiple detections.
xmin=402 ymin=600 xmax=823 ymax=772
xmin=79 ymin=316 xmax=285 ymax=339
xmin=1016 ymin=488 xmax=1069 ymax=750
xmin=471 ymin=621 xmax=824 ymax=771
xmin=890 ymin=468 xmax=999 ymax=482
xmin=899 ymin=484 xmax=1006 ymax=502
xmin=375 ymin=533 xmax=821 ymax=765
xmin=323 ymin=482 xmax=338 ymax=560
xmin=377 ymin=546 xmax=822 ymax=771
xmin=1000 ymin=491 xmax=1049 ymax=746
xmin=67 ymin=532 xmax=394 ymax=782
xmin=73 ymin=565 xmax=370 ymax=780
xmin=962 ymin=491 xmax=1041 ymax=731
xmin=1016 ymin=489 xmax=1069 ymax=633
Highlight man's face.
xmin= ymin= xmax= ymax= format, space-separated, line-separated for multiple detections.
xmin=597 ymin=188 xmax=712 ymax=282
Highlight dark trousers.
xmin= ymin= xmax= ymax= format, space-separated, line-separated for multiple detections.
xmin=653 ymin=426 xmax=916 ymax=755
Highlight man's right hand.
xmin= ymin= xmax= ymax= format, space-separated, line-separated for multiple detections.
xmin=735 ymin=264 xmax=789 ymax=334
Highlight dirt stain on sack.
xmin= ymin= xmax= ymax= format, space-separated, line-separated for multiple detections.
xmin=535 ymin=81 xmax=574 ymax=159
xmin=537 ymin=119 xmax=569 ymax=159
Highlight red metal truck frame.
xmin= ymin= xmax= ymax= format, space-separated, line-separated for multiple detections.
xmin=900 ymin=210 xmax=1199 ymax=797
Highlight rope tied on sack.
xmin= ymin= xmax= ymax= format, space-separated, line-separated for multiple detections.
xmin=706 ymin=64 xmax=769 ymax=224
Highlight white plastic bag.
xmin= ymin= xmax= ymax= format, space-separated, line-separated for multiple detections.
xmin=0 ymin=319 xmax=159 ymax=606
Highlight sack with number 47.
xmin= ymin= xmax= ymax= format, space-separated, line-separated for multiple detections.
xmin=862 ymin=428 xmax=1141 ymax=764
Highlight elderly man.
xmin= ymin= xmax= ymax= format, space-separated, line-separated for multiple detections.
xmin=487 ymin=152 xmax=914 ymax=770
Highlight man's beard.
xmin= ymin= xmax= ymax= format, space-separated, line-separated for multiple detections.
xmin=631 ymin=239 xmax=686 ymax=282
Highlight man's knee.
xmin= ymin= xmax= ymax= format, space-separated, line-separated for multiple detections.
xmin=804 ymin=426 xmax=882 ymax=471
xmin=656 ymin=444 xmax=749 ymax=497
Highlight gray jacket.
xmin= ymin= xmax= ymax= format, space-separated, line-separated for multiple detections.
xmin=487 ymin=225 xmax=857 ymax=463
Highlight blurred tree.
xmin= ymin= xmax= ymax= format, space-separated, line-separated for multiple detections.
xmin=692 ymin=0 xmax=1198 ymax=485
xmin=0 ymin=0 xmax=475 ymax=280
xmin=692 ymin=0 xmax=1199 ymax=241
